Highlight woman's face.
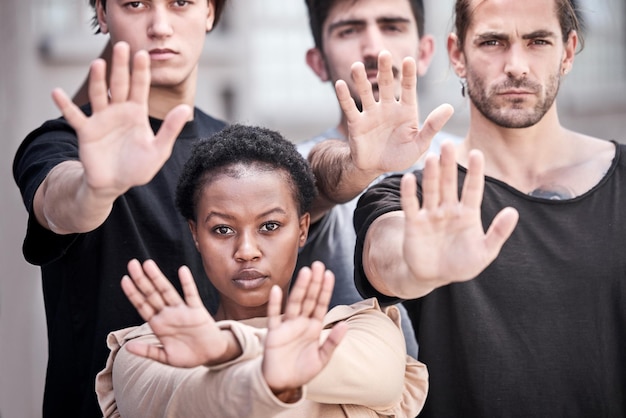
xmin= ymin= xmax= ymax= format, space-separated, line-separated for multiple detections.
xmin=189 ymin=164 xmax=309 ymax=320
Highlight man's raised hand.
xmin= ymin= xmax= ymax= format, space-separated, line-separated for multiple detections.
xmin=335 ymin=50 xmax=454 ymax=176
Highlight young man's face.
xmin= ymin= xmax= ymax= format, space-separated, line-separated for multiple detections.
xmin=307 ymin=0 xmax=434 ymax=107
xmin=449 ymin=0 xmax=576 ymax=128
xmin=189 ymin=164 xmax=309 ymax=320
xmin=97 ymin=0 xmax=215 ymax=89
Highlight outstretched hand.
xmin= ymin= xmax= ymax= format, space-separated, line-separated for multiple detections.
xmin=400 ymin=142 xmax=519 ymax=287
xmin=121 ymin=259 xmax=235 ymax=368
xmin=262 ymin=261 xmax=348 ymax=394
xmin=51 ymin=41 xmax=191 ymax=198
xmin=336 ymin=50 xmax=454 ymax=175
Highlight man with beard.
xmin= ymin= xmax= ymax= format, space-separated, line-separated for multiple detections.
xmin=310 ymin=0 xmax=626 ymax=416
xmin=297 ymin=0 xmax=460 ymax=357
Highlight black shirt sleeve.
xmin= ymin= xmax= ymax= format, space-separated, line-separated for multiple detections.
xmin=353 ymin=172 xmax=421 ymax=306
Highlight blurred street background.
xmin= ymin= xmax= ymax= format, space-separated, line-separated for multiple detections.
xmin=1 ymin=1 xmax=624 ymax=416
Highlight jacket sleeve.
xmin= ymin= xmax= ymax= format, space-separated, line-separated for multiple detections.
xmin=96 ymin=322 xmax=307 ymax=418
xmin=305 ymin=298 xmax=428 ymax=417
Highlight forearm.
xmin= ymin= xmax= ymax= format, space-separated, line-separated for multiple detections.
xmin=33 ymin=160 xmax=120 ymax=234
xmin=306 ymin=304 xmax=407 ymax=408
xmin=203 ymin=329 xmax=243 ymax=367
xmin=308 ymin=140 xmax=382 ymax=220
xmin=363 ymin=212 xmax=439 ymax=300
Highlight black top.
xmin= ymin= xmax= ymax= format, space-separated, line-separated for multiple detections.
xmin=13 ymin=106 xmax=226 ymax=418
xmin=354 ymin=141 xmax=626 ymax=417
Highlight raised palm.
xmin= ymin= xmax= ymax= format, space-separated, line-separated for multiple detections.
xmin=400 ymin=143 xmax=520 ymax=287
xmin=336 ymin=50 xmax=454 ymax=175
xmin=262 ymin=262 xmax=347 ymax=392
xmin=121 ymin=259 xmax=229 ymax=368
xmin=51 ymin=41 xmax=191 ymax=197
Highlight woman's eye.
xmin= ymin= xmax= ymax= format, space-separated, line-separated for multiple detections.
xmin=261 ymin=222 xmax=280 ymax=232
xmin=214 ymin=226 xmax=234 ymax=235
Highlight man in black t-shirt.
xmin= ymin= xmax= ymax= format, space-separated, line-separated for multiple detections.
xmin=309 ymin=0 xmax=626 ymax=416
xmin=12 ymin=1 xmax=229 ymax=416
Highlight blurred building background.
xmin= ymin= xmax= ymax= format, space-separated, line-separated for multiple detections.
xmin=1 ymin=0 xmax=624 ymax=416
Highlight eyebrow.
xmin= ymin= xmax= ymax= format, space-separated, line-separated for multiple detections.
xmin=203 ymin=207 xmax=289 ymax=224
xmin=474 ymin=30 xmax=559 ymax=43
xmin=327 ymin=16 xmax=412 ymax=34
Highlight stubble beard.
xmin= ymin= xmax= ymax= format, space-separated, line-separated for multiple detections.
xmin=466 ymin=67 xmax=562 ymax=129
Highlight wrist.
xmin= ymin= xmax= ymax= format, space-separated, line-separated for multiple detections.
xmin=271 ymin=387 xmax=303 ymax=404
xmin=204 ymin=330 xmax=242 ymax=366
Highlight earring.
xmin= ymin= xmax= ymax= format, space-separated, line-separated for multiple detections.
xmin=460 ymin=78 xmax=468 ymax=98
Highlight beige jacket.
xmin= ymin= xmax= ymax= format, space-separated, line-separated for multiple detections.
xmin=96 ymin=298 xmax=428 ymax=417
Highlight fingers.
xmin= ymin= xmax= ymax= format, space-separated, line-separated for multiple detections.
xmin=155 ymin=104 xmax=192 ymax=157
xmin=317 ymin=321 xmax=348 ymax=365
xmin=109 ymin=42 xmax=131 ymax=103
xmin=284 ymin=266 xmax=312 ymax=318
xmin=128 ymin=49 xmax=151 ymax=105
xmin=439 ymin=142 xmax=459 ymax=206
xmin=178 ymin=265 xmax=203 ymax=308
xmin=351 ymin=61 xmax=376 ymax=109
xmin=460 ymin=149 xmax=485 ymax=208
xmin=51 ymin=88 xmax=87 ymax=132
xmin=284 ymin=262 xmax=334 ymax=321
xmin=141 ymin=259 xmax=183 ymax=308
xmin=420 ymin=153 xmax=441 ymax=212
xmin=418 ymin=104 xmax=454 ymax=144
xmin=399 ymin=56 xmax=417 ymax=108
xmin=335 ymin=80 xmax=361 ymax=124
xmin=377 ymin=50 xmax=397 ymax=103
xmin=266 ymin=285 xmax=283 ymax=331
xmin=121 ymin=258 xmax=184 ymax=321
xmin=401 ymin=172 xmax=420 ymax=223
xmin=420 ymin=142 xmax=465 ymax=212
xmin=125 ymin=340 xmax=169 ymax=364
xmin=121 ymin=275 xmax=156 ymax=321
xmin=88 ymin=59 xmax=109 ymax=112
xmin=484 ymin=206 xmax=519 ymax=259
xmin=312 ymin=268 xmax=335 ymax=320
xmin=298 ymin=261 xmax=325 ymax=317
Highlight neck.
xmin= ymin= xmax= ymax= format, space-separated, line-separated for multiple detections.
xmin=460 ymin=104 xmax=567 ymax=173
xmin=214 ymin=302 xmax=268 ymax=321
xmin=147 ymin=65 xmax=198 ymax=120
xmin=147 ymin=85 xmax=196 ymax=120
xmin=457 ymin=104 xmax=614 ymax=197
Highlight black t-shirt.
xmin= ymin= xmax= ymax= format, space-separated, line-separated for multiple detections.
xmin=354 ymin=142 xmax=626 ymax=417
xmin=13 ymin=106 xmax=226 ymax=418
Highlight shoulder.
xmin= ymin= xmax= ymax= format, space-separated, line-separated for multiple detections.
xmin=296 ymin=127 xmax=345 ymax=158
xmin=193 ymin=108 xmax=228 ymax=133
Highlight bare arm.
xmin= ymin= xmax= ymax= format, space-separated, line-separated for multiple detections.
xmin=308 ymin=50 xmax=453 ymax=222
xmin=35 ymin=41 xmax=190 ymax=234
xmin=363 ymin=143 xmax=520 ymax=299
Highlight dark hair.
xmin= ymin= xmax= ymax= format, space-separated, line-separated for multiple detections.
xmin=304 ymin=0 xmax=426 ymax=50
xmin=453 ymin=0 xmax=585 ymax=52
xmin=89 ymin=0 xmax=228 ymax=34
xmin=176 ymin=124 xmax=317 ymax=222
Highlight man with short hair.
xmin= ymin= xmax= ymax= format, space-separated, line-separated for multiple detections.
xmin=298 ymin=0 xmax=460 ymax=356
xmin=319 ymin=0 xmax=625 ymax=415
xmin=12 ymin=0 xmax=228 ymax=416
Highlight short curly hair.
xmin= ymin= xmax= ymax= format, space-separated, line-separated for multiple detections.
xmin=176 ymin=124 xmax=317 ymax=222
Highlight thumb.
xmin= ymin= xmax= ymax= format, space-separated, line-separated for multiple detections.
xmin=155 ymin=104 xmax=193 ymax=153
xmin=317 ymin=321 xmax=348 ymax=366
xmin=419 ymin=104 xmax=454 ymax=143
